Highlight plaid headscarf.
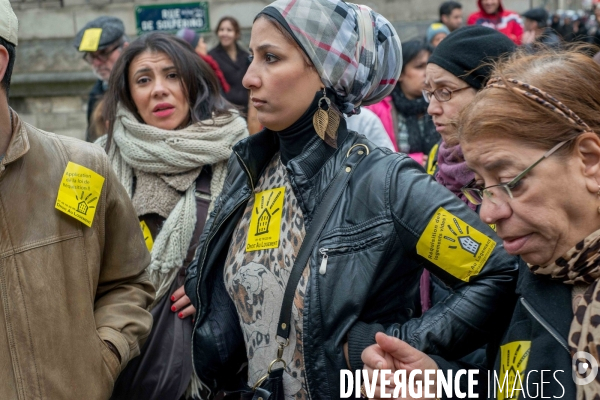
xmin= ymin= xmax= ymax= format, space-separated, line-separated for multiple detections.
xmin=259 ymin=0 xmax=402 ymax=115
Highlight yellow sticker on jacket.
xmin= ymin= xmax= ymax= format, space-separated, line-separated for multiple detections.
xmin=246 ymin=187 xmax=285 ymax=252
xmin=497 ymin=341 xmax=531 ymax=400
xmin=426 ymin=143 xmax=439 ymax=176
xmin=55 ymin=162 xmax=105 ymax=227
xmin=79 ymin=28 xmax=103 ymax=52
xmin=416 ymin=207 xmax=496 ymax=282
xmin=140 ymin=220 xmax=154 ymax=252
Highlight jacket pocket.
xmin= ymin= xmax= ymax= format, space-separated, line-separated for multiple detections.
xmin=317 ymin=232 xmax=383 ymax=275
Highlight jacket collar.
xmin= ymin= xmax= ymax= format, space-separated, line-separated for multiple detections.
xmin=2 ymin=109 xmax=30 ymax=169
xmin=232 ymin=122 xmax=351 ymax=191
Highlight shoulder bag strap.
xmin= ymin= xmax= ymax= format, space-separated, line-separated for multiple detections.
xmin=276 ymin=143 xmax=370 ymax=340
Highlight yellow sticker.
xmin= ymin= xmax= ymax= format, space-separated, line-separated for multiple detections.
xmin=426 ymin=143 xmax=439 ymax=176
xmin=497 ymin=341 xmax=531 ymax=400
xmin=246 ymin=187 xmax=285 ymax=252
xmin=79 ymin=28 xmax=103 ymax=52
xmin=489 ymin=223 xmax=497 ymax=231
xmin=416 ymin=207 xmax=496 ymax=282
xmin=55 ymin=162 xmax=105 ymax=227
xmin=140 ymin=220 xmax=154 ymax=252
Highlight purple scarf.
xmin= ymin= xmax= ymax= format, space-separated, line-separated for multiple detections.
xmin=435 ymin=141 xmax=476 ymax=211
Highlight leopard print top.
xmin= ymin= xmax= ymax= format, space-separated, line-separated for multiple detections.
xmin=224 ymin=154 xmax=309 ymax=399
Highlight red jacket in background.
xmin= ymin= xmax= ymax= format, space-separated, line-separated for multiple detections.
xmin=467 ymin=0 xmax=523 ymax=45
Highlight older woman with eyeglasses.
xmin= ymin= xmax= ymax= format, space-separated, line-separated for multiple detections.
xmin=362 ymin=48 xmax=600 ymax=399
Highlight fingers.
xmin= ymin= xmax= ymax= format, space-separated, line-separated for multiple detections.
xmin=178 ymin=304 xmax=196 ymax=319
xmin=362 ymin=343 xmax=389 ymax=370
xmin=374 ymin=333 xmax=422 ymax=364
xmin=170 ymin=284 xmax=186 ymax=302
xmin=170 ymin=285 xmax=195 ymax=319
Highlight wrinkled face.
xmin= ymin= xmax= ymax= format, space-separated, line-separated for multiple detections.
xmin=128 ymin=50 xmax=190 ymax=130
xmin=462 ymin=135 xmax=598 ymax=266
xmin=399 ymin=50 xmax=430 ymax=100
xmin=431 ymin=32 xmax=447 ymax=47
xmin=195 ymin=36 xmax=208 ymax=56
xmin=243 ymin=18 xmax=323 ymax=132
xmin=90 ymin=45 xmax=123 ymax=82
xmin=481 ymin=0 xmax=500 ymax=14
xmin=425 ymin=63 xmax=476 ymax=144
xmin=442 ymin=8 xmax=463 ymax=31
xmin=217 ymin=20 xmax=238 ymax=48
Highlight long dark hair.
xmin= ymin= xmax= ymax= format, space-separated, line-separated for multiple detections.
xmin=103 ymin=32 xmax=232 ymax=150
xmin=401 ymin=40 xmax=432 ymax=74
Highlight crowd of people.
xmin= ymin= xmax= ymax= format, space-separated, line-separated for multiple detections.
xmin=3 ymin=0 xmax=600 ymax=399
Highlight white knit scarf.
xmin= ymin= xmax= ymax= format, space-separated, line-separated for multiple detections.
xmin=97 ymin=106 xmax=248 ymax=305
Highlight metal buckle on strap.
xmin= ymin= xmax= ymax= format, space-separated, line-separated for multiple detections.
xmin=252 ymin=338 xmax=290 ymax=391
xmin=346 ymin=143 xmax=370 ymax=158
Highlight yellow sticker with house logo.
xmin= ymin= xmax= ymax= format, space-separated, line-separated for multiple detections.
xmin=140 ymin=220 xmax=154 ymax=252
xmin=55 ymin=162 xmax=105 ymax=227
xmin=416 ymin=207 xmax=496 ymax=282
xmin=498 ymin=341 xmax=531 ymax=400
xmin=79 ymin=28 xmax=103 ymax=52
xmin=246 ymin=187 xmax=285 ymax=252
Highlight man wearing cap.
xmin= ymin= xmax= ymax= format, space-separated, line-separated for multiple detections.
xmin=73 ymin=16 xmax=129 ymax=141
xmin=0 ymin=1 xmax=154 ymax=399
xmin=522 ymin=7 xmax=561 ymax=48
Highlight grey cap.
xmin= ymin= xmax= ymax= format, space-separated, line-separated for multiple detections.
xmin=522 ymin=8 xmax=549 ymax=27
xmin=73 ymin=16 xmax=125 ymax=52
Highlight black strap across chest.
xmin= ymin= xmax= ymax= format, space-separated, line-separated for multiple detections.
xmin=276 ymin=143 xmax=368 ymax=340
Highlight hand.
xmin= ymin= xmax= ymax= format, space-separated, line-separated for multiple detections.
xmin=361 ymin=332 xmax=439 ymax=399
xmin=522 ymin=30 xmax=536 ymax=44
xmin=170 ymin=284 xmax=196 ymax=319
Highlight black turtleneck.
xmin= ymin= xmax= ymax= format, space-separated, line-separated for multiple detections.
xmin=276 ymin=91 xmax=322 ymax=166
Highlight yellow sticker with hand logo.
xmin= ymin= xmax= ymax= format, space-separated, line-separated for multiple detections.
xmin=246 ymin=187 xmax=285 ymax=252
xmin=79 ymin=28 xmax=103 ymax=52
xmin=416 ymin=207 xmax=496 ymax=282
xmin=140 ymin=220 xmax=154 ymax=252
xmin=55 ymin=162 xmax=105 ymax=227
xmin=498 ymin=341 xmax=531 ymax=400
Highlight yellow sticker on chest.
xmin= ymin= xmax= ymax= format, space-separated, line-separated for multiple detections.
xmin=498 ymin=341 xmax=531 ymax=400
xmin=79 ymin=28 xmax=103 ymax=52
xmin=55 ymin=162 xmax=105 ymax=227
xmin=140 ymin=220 xmax=154 ymax=252
xmin=416 ymin=207 xmax=496 ymax=282
xmin=246 ymin=187 xmax=285 ymax=252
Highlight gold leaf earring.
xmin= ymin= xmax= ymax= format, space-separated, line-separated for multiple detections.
xmin=313 ymin=88 xmax=340 ymax=148
xmin=313 ymin=88 xmax=330 ymax=140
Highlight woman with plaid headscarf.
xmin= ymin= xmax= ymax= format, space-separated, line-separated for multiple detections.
xmin=185 ymin=0 xmax=518 ymax=397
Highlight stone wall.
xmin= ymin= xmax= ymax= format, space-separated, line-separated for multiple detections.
xmin=8 ymin=0 xmax=561 ymax=141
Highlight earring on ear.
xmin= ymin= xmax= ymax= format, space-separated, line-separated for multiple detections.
xmin=312 ymin=87 xmax=340 ymax=148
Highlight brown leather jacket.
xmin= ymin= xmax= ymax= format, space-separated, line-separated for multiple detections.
xmin=0 ymin=111 xmax=155 ymax=399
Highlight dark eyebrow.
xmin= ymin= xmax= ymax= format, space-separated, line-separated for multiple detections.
xmin=484 ymin=158 xmax=515 ymax=172
xmin=432 ymin=79 xmax=459 ymax=87
xmin=132 ymin=65 xmax=176 ymax=77
xmin=249 ymin=43 xmax=282 ymax=54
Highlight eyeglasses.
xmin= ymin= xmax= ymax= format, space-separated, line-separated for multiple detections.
xmin=461 ymin=139 xmax=570 ymax=206
xmin=83 ymin=42 xmax=122 ymax=64
xmin=422 ymin=86 xmax=471 ymax=103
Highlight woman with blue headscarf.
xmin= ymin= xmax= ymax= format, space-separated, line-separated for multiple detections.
xmin=185 ymin=0 xmax=518 ymax=398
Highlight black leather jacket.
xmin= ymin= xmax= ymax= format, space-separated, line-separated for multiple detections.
xmin=185 ymin=127 xmax=518 ymax=398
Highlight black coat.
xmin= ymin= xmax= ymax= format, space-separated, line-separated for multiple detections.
xmin=208 ymin=44 xmax=250 ymax=113
xmin=185 ymin=124 xmax=518 ymax=398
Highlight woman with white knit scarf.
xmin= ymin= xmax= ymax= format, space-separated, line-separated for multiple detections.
xmin=97 ymin=32 xmax=248 ymax=400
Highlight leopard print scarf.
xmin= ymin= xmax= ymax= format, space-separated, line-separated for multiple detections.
xmin=529 ymin=229 xmax=600 ymax=399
